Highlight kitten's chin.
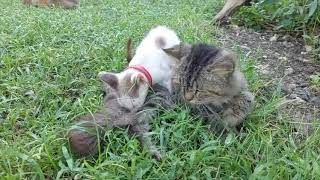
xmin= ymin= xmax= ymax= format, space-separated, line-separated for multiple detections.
xmin=117 ymin=97 xmax=144 ymax=110
xmin=188 ymin=99 xmax=205 ymax=105
xmin=188 ymin=97 xmax=215 ymax=105
xmin=117 ymin=89 xmax=148 ymax=110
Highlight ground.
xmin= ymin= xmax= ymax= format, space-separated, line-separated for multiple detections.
xmin=216 ymin=25 xmax=320 ymax=137
xmin=0 ymin=0 xmax=320 ymax=179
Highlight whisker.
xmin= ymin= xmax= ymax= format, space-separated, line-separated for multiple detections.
xmin=114 ymin=96 xmax=133 ymax=101
xmin=128 ymin=79 xmax=137 ymax=92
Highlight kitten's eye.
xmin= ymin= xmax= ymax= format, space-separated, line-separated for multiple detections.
xmin=105 ymin=95 xmax=117 ymax=101
xmin=195 ymin=89 xmax=204 ymax=98
xmin=208 ymin=90 xmax=222 ymax=96
xmin=120 ymin=106 xmax=131 ymax=113
xmin=195 ymin=89 xmax=204 ymax=94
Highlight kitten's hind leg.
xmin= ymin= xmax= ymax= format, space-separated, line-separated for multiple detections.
xmin=68 ymin=112 xmax=108 ymax=157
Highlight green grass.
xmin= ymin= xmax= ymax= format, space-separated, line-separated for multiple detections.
xmin=0 ymin=0 xmax=320 ymax=179
xmin=311 ymin=73 xmax=320 ymax=86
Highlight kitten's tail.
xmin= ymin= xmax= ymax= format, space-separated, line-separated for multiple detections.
xmin=127 ymin=38 xmax=134 ymax=63
xmin=22 ymin=0 xmax=30 ymax=5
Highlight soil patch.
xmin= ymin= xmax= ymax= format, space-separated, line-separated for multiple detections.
xmin=216 ymin=25 xmax=320 ymax=137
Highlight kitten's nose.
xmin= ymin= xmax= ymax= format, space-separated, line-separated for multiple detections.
xmin=184 ymin=92 xmax=194 ymax=101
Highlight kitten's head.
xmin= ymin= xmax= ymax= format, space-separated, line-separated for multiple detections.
xmin=98 ymin=70 xmax=149 ymax=110
xmin=164 ymin=43 xmax=242 ymax=104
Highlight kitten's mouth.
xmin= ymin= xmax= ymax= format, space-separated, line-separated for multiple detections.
xmin=188 ymin=98 xmax=212 ymax=105
xmin=188 ymin=99 xmax=201 ymax=104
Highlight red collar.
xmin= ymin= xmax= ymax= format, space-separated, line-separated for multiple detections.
xmin=127 ymin=65 xmax=153 ymax=85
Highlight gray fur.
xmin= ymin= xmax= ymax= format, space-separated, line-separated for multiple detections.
xmin=164 ymin=43 xmax=255 ymax=134
xmin=68 ymin=82 xmax=172 ymax=160
xmin=68 ymin=42 xmax=255 ymax=160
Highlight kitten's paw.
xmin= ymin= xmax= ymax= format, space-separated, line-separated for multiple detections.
xmin=223 ymin=114 xmax=244 ymax=129
xmin=150 ymin=150 xmax=162 ymax=161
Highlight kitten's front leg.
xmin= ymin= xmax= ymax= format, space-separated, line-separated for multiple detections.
xmin=126 ymin=83 xmax=173 ymax=161
xmin=128 ymin=123 xmax=162 ymax=161
xmin=222 ymin=91 xmax=255 ymax=130
xmin=196 ymin=105 xmax=226 ymax=135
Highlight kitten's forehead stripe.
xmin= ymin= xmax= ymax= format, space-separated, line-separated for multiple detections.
xmin=182 ymin=44 xmax=221 ymax=89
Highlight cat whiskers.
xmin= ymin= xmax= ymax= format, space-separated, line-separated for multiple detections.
xmin=128 ymin=78 xmax=138 ymax=93
xmin=115 ymin=96 xmax=135 ymax=101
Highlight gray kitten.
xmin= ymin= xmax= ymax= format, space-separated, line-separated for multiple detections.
xmin=163 ymin=43 xmax=255 ymax=133
xmin=68 ymin=73 xmax=172 ymax=160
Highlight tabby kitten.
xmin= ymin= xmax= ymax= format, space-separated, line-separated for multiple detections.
xmin=22 ymin=0 xmax=79 ymax=9
xmin=68 ymin=73 xmax=172 ymax=160
xmin=163 ymin=43 xmax=254 ymax=133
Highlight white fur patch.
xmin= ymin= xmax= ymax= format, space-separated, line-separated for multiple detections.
xmin=129 ymin=25 xmax=181 ymax=92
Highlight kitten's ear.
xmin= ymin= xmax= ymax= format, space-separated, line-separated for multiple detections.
xmin=163 ymin=43 xmax=191 ymax=60
xmin=129 ymin=74 xmax=148 ymax=97
xmin=131 ymin=73 xmax=147 ymax=85
xmin=98 ymin=72 xmax=118 ymax=89
xmin=209 ymin=50 xmax=236 ymax=75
